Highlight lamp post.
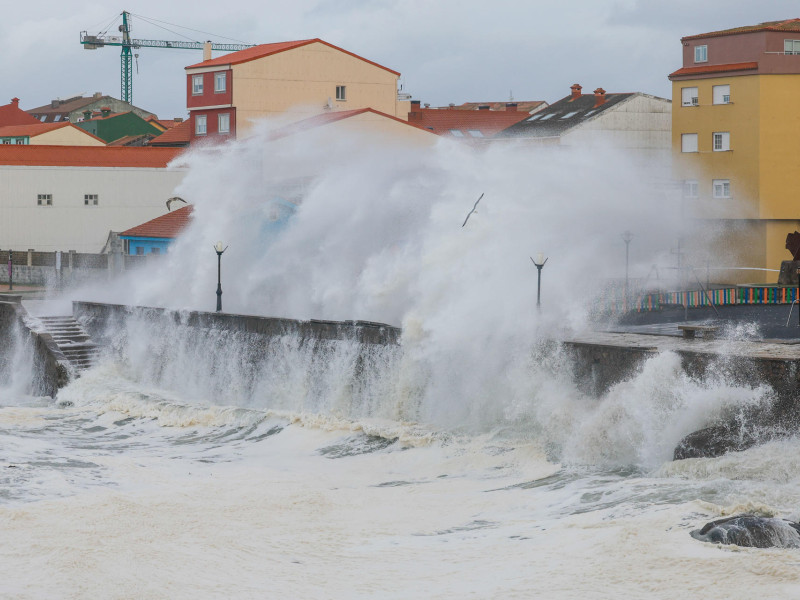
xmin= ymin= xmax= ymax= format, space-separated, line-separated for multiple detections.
xmin=530 ymin=252 xmax=548 ymax=309
xmin=214 ymin=241 xmax=228 ymax=312
xmin=621 ymin=230 xmax=633 ymax=310
xmin=7 ymin=249 xmax=12 ymax=291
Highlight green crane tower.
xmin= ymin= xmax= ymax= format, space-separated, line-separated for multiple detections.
xmin=80 ymin=11 xmax=253 ymax=104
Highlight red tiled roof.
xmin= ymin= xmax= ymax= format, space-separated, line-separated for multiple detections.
xmin=0 ymin=145 xmax=183 ymax=167
xmin=669 ymin=62 xmax=758 ymax=78
xmin=0 ymin=99 xmax=39 ymax=126
xmin=149 ymin=120 xmax=192 ymax=146
xmin=408 ymin=108 xmax=529 ymax=137
xmin=120 ymin=205 xmax=194 ymax=239
xmin=682 ymin=18 xmax=800 ymax=41
xmin=0 ymin=122 xmax=71 ymax=137
xmin=267 ymin=108 xmax=428 ymax=140
xmin=186 ymin=38 xmax=400 ymax=75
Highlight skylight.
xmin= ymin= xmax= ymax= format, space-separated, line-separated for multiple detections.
xmin=527 ymin=114 xmax=542 ymax=122
xmin=449 ymin=129 xmax=465 ymax=137
xmin=539 ymin=113 xmax=555 ymax=121
xmin=468 ymin=130 xmax=484 ymax=138
xmin=561 ymin=111 xmax=579 ymax=119
xmin=584 ymin=109 xmax=597 ymax=117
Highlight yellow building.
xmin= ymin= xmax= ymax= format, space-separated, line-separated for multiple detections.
xmin=0 ymin=122 xmax=105 ymax=146
xmin=184 ymin=39 xmax=411 ymax=142
xmin=670 ymin=19 xmax=800 ymax=283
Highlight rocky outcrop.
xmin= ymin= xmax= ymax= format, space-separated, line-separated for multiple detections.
xmin=691 ymin=515 xmax=800 ymax=548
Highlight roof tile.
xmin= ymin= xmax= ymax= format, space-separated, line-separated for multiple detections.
xmin=186 ymin=38 xmax=400 ymax=75
xmin=0 ymin=145 xmax=182 ymax=167
xmin=669 ymin=62 xmax=759 ymax=78
xmin=120 ymin=205 xmax=193 ymax=239
xmin=682 ymin=18 xmax=800 ymax=40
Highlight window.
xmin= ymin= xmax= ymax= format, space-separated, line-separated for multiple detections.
xmin=539 ymin=113 xmax=555 ymax=120
xmin=39 ymin=115 xmax=46 ymax=122
xmin=694 ymin=45 xmax=707 ymax=63
xmin=712 ymin=85 xmax=730 ymax=105
xmin=218 ymin=113 xmax=230 ymax=134
xmin=785 ymin=39 xmax=800 ymax=55
xmin=192 ymin=74 xmax=204 ymax=95
xmin=150 ymin=247 xmax=161 ymax=255
xmin=15 ymin=139 xmax=24 ymax=145
xmin=136 ymin=247 xmax=144 ymax=256
xmin=713 ymin=179 xmax=731 ymax=198
xmin=84 ymin=194 xmax=98 ymax=206
xmin=449 ymin=129 xmax=464 ymax=137
xmin=527 ymin=114 xmax=542 ymax=121
xmin=681 ymin=87 xmax=699 ymax=106
xmin=561 ymin=111 xmax=580 ymax=119
xmin=467 ymin=130 xmax=484 ymax=137
xmin=681 ymin=133 xmax=698 ymax=153
xmin=584 ymin=109 xmax=597 ymax=117
xmin=195 ymin=114 xmax=207 ymax=135
xmin=214 ymin=72 xmax=226 ymax=93
xmin=336 ymin=85 xmax=346 ymax=101
xmin=2 ymin=140 xmax=9 ymax=145
xmin=37 ymin=194 xmax=52 ymax=206
xmin=713 ymin=132 xmax=730 ymax=151
xmin=683 ymin=180 xmax=699 ymax=199
xmin=54 ymin=114 xmax=61 ymax=122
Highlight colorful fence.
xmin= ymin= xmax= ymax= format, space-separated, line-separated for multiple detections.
xmin=594 ymin=285 xmax=800 ymax=316
xmin=636 ymin=286 xmax=799 ymax=312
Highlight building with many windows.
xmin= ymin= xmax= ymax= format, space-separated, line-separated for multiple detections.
xmin=670 ymin=18 xmax=800 ymax=282
xmin=183 ymin=38 xmax=411 ymax=143
xmin=0 ymin=146 xmax=185 ymax=252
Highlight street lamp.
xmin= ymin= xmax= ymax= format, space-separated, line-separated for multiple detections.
xmin=530 ymin=252 xmax=548 ymax=309
xmin=621 ymin=230 xmax=634 ymax=310
xmin=214 ymin=241 xmax=228 ymax=312
xmin=7 ymin=249 xmax=12 ymax=291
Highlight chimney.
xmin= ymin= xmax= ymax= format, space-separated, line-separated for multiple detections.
xmin=478 ymin=104 xmax=490 ymax=111
xmin=11 ymin=97 xmax=19 ymax=107
xmin=101 ymin=106 xmax=111 ymax=117
xmin=570 ymin=84 xmax=582 ymax=101
xmin=174 ymin=117 xmax=184 ymax=123
xmin=51 ymin=99 xmax=60 ymax=108
xmin=593 ymin=87 xmax=606 ymax=107
xmin=203 ymin=41 xmax=212 ymax=62
xmin=505 ymin=102 xmax=518 ymax=112
xmin=448 ymin=103 xmax=455 ymax=110
xmin=408 ymin=100 xmax=423 ymax=123
xmin=93 ymin=92 xmax=103 ymax=99
xmin=83 ymin=110 xmax=92 ymax=121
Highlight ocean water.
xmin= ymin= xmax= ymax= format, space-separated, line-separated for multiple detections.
xmin=2 ymin=315 xmax=800 ymax=600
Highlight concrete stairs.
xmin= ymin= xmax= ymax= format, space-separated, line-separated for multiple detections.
xmin=37 ymin=316 xmax=101 ymax=373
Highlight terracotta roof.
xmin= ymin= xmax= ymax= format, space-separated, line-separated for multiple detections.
xmin=439 ymin=101 xmax=548 ymax=113
xmin=267 ymin=108 xmax=426 ymax=140
xmin=669 ymin=62 xmax=759 ymax=78
xmin=0 ymin=99 xmax=39 ymax=126
xmin=498 ymin=92 xmax=637 ymax=139
xmin=148 ymin=117 xmax=183 ymax=131
xmin=0 ymin=145 xmax=183 ymax=167
xmin=120 ymin=205 xmax=193 ymax=239
xmin=26 ymin=95 xmax=107 ymax=118
xmin=186 ymin=38 xmax=400 ymax=75
xmin=81 ymin=111 xmax=125 ymax=122
xmin=107 ymin=134 xmax=155 ymax=146
xmin=149 ymin=120 xmax=192 ymax=146
xmin=408 ymin=108 xmax=529 ymax=138
xmin=682 ymin=18 xmax=800 ymax=41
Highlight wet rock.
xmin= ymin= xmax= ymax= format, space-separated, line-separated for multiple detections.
xmin=673 ymin=423 xmax=759 ymax=460
xmin=691 ymin=514 xmax=800 ymax=548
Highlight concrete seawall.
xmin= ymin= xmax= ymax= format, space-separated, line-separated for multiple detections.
xmin=0 ymin=300 xmax=69 ymax=397
xmin=73 ymin=302 xmax=402 ymax=347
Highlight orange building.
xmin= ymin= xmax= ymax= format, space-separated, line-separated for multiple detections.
xmin=184 ymin=39 xmax=410 ymax=142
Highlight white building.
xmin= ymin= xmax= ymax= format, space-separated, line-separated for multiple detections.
xmin=0 ymin=146 xmax=186 ymax=252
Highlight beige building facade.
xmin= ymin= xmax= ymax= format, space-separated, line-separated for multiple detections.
xmin=184 ymin=39 xmax=411 ymax=141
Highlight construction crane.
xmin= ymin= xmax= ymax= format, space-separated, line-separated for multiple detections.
xmin=80 ymin=11 xmax=253 ymax=104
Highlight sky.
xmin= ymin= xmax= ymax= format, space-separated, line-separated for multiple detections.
xmin=2 ymin=1 xmax=799 ymax=119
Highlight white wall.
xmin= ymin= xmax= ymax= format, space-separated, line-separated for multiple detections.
xmin=0 ymin=166 xmax=186 ymax=252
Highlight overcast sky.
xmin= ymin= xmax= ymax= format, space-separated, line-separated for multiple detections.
xmin=3 ymin=1 xmax=799 ymax=119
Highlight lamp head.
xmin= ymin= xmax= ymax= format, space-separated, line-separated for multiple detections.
xmin=214 ymin=241 xmax=226 ymax=254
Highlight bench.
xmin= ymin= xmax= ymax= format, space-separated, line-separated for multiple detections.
xmin=678 ymin=325 xmax=719 ymax=339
